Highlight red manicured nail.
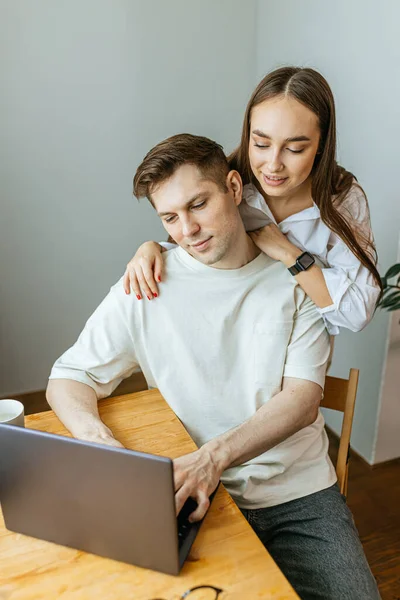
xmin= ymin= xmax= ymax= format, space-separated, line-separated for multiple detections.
xmin=153 ymin=293 xmax=158 ymax=298
xmin=147 ymin=296 xmax=151 ymax=300
xmin=136 ymin=295 xmax=141 ymax=300
xmin=157 ymin=276 xmax=162 ymax=282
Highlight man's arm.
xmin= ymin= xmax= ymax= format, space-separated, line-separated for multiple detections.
xmin=207 ymin=376 xmax=321 ymax=468
xmin=174 ymin=290 xmax=330 ymax=521
xmin=46 ymin=379 xmax=123 ymax=447
xmin=174 ymin=377 xmax=321 ymax=521
xmin=46 ymin=281 xmax=139 ymax=445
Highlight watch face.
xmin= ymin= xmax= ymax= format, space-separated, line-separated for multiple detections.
xmin=298 ymin=252 xmax=315 ymax=270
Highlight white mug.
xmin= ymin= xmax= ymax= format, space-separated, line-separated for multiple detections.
xmin=0 ymin=399 xmax=25 ymax=427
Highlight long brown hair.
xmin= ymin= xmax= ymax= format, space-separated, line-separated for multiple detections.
xmin=228 ymin=66 xmax=382 ymax=295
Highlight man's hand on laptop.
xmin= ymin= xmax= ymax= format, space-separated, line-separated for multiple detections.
xmin=173 ymin=445 xmax=223 ymax=522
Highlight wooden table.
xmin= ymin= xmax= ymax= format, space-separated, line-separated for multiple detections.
xmin=0 ymin=390 xmax=299 ymax=599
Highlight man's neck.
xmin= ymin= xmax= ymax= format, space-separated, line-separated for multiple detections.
xmin=211 ymin=233 xmax=261 ymax=270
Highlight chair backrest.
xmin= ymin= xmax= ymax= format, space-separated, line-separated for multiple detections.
xmin=321 ymin=368 xmax=359 ymax=496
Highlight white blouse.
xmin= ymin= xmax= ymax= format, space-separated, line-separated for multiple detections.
xmin=238 ymin=183 xmax=380 ymax=335
xmin=160 ymin=182 xmax=380 ymax=335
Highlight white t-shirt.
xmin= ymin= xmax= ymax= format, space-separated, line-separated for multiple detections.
xmin=162 ymin=183 xmax=380 ymax=335
xmin=50 ymin=247 xmax=336 ymax=509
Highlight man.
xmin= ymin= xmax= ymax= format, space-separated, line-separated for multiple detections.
xmin=47 ymin=134 xmax=380 ymax=600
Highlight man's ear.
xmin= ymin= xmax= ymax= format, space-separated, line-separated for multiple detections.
xmin=226 ymin=170 xmax=243 ymax=206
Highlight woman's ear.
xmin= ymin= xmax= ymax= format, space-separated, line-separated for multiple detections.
xmin=226 ymin=170 xmax=243 ymax=206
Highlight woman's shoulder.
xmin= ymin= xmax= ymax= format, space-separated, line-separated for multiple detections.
xmin=242 ymin=183 xmax=260 ymax=202
xmin=334 ymin=180 xmax=370 ymax=225
xmin=334 ymin=180 xmax=374 ymax=247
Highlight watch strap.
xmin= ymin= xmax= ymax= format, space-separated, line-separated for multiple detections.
xmin=288 ymin=263 xmax=302 ymax=275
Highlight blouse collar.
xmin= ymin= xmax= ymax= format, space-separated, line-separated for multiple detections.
xmin=243 ymin=184 xmax=321 ymax=224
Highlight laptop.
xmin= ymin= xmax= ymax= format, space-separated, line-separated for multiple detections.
xmin=0 ymin=423 xmax=217 ymax=575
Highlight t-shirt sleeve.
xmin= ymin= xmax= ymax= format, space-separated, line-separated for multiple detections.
xmin=49 ymin=279 xmax=140 ymax=398
xmin=283 ymin=288 xmax=331 ymax=388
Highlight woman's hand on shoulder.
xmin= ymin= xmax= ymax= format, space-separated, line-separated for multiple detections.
xmin=249 ymin=223 xmax=299 ymax=266
xmin=123 ymin=241 xmax=164 ymax=300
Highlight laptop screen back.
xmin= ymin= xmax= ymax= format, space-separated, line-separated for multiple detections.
xmin=0 ymin=424 xmax=180 ymax=574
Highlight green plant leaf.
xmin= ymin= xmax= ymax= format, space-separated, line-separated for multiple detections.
xmin=380 ymin=292 xmax=400 ymax=309
xmin=385 ymin=263 xmax=400 ymax=280
xmin=380 ymin=288 xmax=400 ymax=302
xmin=386 ymin=304 xmax=400 ymax=312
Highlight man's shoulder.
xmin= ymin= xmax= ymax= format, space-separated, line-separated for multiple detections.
xmin=103 ymin=276 xmax=138 ymax=313
xmin=162 ymin=246 xmax=188 ymax=273
xmin=163 ymin=246 xmax=206 ymax=275
xmin=163 ymin=245 xmax=181 ymax=260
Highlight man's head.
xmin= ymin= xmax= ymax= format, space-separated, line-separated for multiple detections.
xmin=133 ymin=134 xmax=246 ymax=267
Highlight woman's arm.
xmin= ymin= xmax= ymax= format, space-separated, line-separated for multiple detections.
xmin=281 ymin=245 xmax=334 ymax=307
xmin=250 ymin=223 xmax=380 ymax=333
xmin=311 ymin=252 xmax=380 ymax=333
xmin=250 ymin=225 xmax=334 ymax=307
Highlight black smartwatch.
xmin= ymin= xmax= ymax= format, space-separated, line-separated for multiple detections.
xmin=288 ymin=251 xmax=315 ymax=275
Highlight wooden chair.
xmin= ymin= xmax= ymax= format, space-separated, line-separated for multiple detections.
xmin=321 ymin=368 xmax=359 ymax=497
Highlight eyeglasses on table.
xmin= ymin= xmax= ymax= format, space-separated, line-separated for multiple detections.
xmin=149 ymin=584 xmax=224 ymax=599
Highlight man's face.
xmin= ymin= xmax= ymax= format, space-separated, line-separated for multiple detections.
xmin=152 ymin=164 xmax=243 ymax=268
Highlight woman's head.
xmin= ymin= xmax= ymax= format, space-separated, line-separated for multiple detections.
xmin=231 ymin=66 xmax=336 ymax=199
xmin=229 ymin=66 xmax=382 ymax=299
xmin=249 ymin=95 xmax=321 ymax=200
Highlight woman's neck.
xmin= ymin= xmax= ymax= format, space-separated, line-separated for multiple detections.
xmin=258 ymin=177 xmax=314 ymax=224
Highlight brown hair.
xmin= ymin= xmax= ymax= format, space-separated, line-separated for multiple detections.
xmin=133 ymin=133 xmax=229 ymax=202
xmin=228 ymin=66 xmax=382 ymax=296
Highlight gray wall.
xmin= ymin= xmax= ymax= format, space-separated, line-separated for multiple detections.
xmin=0 ymin=0 xmax=257 ymax=395
xmin=255 ymin=0 xmax=400 ymax=462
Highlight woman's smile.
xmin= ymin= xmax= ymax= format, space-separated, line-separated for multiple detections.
xmin=262 ymin=173 xmax=288 ymax=187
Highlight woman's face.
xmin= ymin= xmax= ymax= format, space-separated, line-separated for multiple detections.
xmin=248 ymin=96 xmax=321 ymax=200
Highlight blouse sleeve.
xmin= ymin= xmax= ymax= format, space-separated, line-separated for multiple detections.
xmin=317 ymin=184 xmax=380 ymax=335
xmin=238 ymin=201 xmax=273 ymax=231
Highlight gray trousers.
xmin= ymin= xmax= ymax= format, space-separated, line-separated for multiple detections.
xmin=240 ymin=484 xmax=381 ymax=600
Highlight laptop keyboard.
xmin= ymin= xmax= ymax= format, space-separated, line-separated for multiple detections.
xmin=177 ymin=497 xmax=198 ymax=547
xmin=177 ymin=520 xmax=191 ymax=547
